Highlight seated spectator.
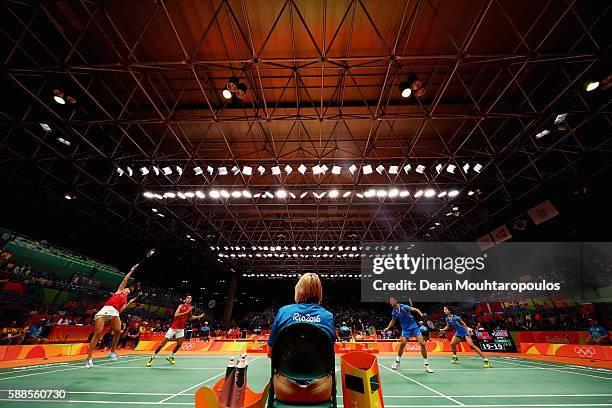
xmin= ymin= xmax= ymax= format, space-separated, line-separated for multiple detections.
xmin=267 ymin=273 xmax=335 ymax=404
xmin=338 ymin=322 xmax=351 ymax=341
xmin=201 ymin=322 xmax=211 ymax=341
xmin=24 ymin=323 xmax=46 ymax=344
xmin=586 ymin=318 xmax=610 ymax=345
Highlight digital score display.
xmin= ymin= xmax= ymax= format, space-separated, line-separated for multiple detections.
xmin=476 ymin=329 xmax=516 ymax=352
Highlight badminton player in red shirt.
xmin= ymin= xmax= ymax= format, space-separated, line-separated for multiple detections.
xmin=147 ymin=294 xmax=204 ymax=366
xmin=86 ymin=264 xmax=139 ymax=368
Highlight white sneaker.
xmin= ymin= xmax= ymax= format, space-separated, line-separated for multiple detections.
xmin=107 ymin=352 xmax=118 ymax=361
xmin=391 ymin=361 xmax=400 ymax=369
xmin=425 ymin=364 xmax=434 ymax=373
xmin=85 ymin=358 xmax=93 ymax=368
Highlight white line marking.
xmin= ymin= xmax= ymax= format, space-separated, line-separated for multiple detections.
xmin=493 ymin=359 xmax=612 ymax=381
xmin=380 ymin=364 xmax=465 ymax=406
xmin=495 ymin=357 xmax=612 ymax=374
xmin=2 ymin=402 xmax=611 ymax=407
xmin=0 ymin=356 xmax=143 ymax=381
xmin=0 ymin=400 xmax=191 ymax=405
xmin=156 ymin=356 xmax=262 ymax=404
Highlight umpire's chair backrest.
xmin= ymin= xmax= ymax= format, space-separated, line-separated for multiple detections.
xmin=268 ymin=323 xmax=337 ymax=407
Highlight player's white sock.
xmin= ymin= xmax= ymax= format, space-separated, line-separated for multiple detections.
xmin=395 ymin=355 xmax=401 ymax=363
xmin=171 ymin=352 xmax=176 ymax=357
xmin=150 ymin=354 xmax=156 ymax=359
xmin=423 ymin=358 xmax=429 ymax=365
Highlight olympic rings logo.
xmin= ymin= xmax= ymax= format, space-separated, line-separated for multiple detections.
xmin=573 ymin=346 xmax=596 ymax=358
xmin=181 ymin=342 xmax=195 ymax=350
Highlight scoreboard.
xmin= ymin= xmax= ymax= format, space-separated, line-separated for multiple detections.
xmin=476 ymin=330 xmax=516 ymax=352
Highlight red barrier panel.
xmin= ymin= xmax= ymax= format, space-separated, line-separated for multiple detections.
xmin=48 ymin=325 xmax=98 ymax=343
xmin=520 ymin=342 xmax=612 ymax=361
xmin=511 ymin=331 xmax=589 ymax=345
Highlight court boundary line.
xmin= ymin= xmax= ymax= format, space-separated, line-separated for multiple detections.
xmin=0 ymin=356 xmax=143 ymax=381
xmin=379 ymin=363 xmax=465 ymax=406
xmin=492 ymin=358 xmax=612 ymax=381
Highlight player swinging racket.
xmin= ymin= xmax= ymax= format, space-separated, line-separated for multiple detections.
xmin=383 ymin=296 xmax=434 ymax=373
xmin=441 ymin=306 xmax=491 ymax=368
xmin=86 ymin=264 xmax=140 ymax=368
xmin=147 ymin=294 xmax=204 ymax=366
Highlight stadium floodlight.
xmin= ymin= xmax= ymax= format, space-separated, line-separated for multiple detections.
xmin=126 ymin=167 xmax=133 ymax=176
xmin=154 ymin=193 xmax=163 ymax=199
xmin=448 ymin=190 xmax=459 ymax=197
xmin=388 ymin=188 xmax=399 ymax=198
xmin=242 ymin=166 xmax=252 ymax=176
xmin=195 ymin=191 xmax=205 ymax=198
xmin=185 ymin=192 xmax=195 ymax=198
xmin=452 ymin=206 xmax=459 ymax=211
xmin=284 ymin=165 xmax=292 ymax=174
xmin=435 ymin=164 xmax=443 ymax=174
xmin=264 ymin=191 xmax=274 ymax=198
xmin=356 ymin=193 xmax=364 ymax=198
xmin=376 ymin=190 xmax=387 ymax=198
xmin=332 ymin=165 xmax=342 ymax=175
xmin=175 ymin=166 xmax=183 ymax=175
xmin=424 ymin=189 xmax=436 ymax=198
xmin=320 ymin=164 xmax=329 ymax=174
xmin=299 ymin=191 xmax=308 ymax=198
xmin=585 ymin=80 xmax=599 ymax=92
xmin=253 ymin=193 xmax=261 ymax=198
xmin=289 ymin=192 xmax=296 ymax=199
xmin=257 ymin=165 xmax=266 ymax=175
xmin=162 ymin=166 xmax=172 ymax=175
xmin=116 ymin=167 xmax=125 ymax=176
xmin=275 ymin=190 xmax=287 ymax=199
xmin=388 ymin=165 xmax=399 ymax=174
xmin=313 ymin=192 xmax=326 ymax=199
xmin=329 ymin=189 xmax=339 ymax=198
xmin=438 ymin=191 xmax=447 ymax=198
xmin=143 ymin=192 xmax=154 ymax=198
xmin=403 ymin=164 xmax=412 ymax=173
xmin=206 ymin=166 xmax=213 ymax=175
xmin=415 ymin=164 xmax=425 ymax=174
xmin=153 ymin=166 xmax=160 ymax=175
xmin=178 ymin=192 xmax=186 ymax=199
xmin=151 ymin=208 xmax=158 ymax=213
xmin=535 ymin=129 xmax=550 ymax=139
xmin=218 ymin=166 xmax=228 ymax=175
xmin=193 ymin=166 xmax=203 ymax=175
xmin=231 ymin=166 xmax=240 ymax=175
xmin=362 ymin=165 xmax=373 ymax=175
xmin=271 ymin=166 xmax=281 ymax=175
xmin=473 ymin=163 xmax=482 ymax=173
xmin=414 ymin=190 xmax=424 ymax=198
xmin=364 ymin=189 xmax=376 ymax=198
xmin=447 ymin=164 xmax=456 ymax=174
xmin=376 ymin=165 xmax=385 ymax=174
xmin=462 ymin=163 xmax=470 ymax=173
xmin=467 ymin=190 xmax=474 ymax=196
xmin=39 ymin=122 xmax=52 ymax=132
xmin=343 ymin=191 xmax=351 ymax=198
xmin=298 ymin=164 xmax=307 ymax=174
xmin=57 ymin=137 xmax=71 ymax=146
xmin=231 ymin=191 xmax=241 ymax=198
xmin=220 ymin=190 xmax=230 ymax=199
xmin=209 ymin=190 xmax=220 ymax=199
xmin=242 ymin=190 xmax=252 ymax=198
xmin=312 ymin=165 xmax=322 ymax=175
xmin=349 ymin=164 xmax=358 ymax=174
xmin=399 ymin=190 xmax=410 ymax=197
xmin=163 ymin=192 xmax=176 ymax=198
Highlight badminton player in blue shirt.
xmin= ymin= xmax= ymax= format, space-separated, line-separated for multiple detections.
xmin=383 ymin=296 xmax=434 ymax=372
xmin=441 ymin=306 xmax=491 ymax=368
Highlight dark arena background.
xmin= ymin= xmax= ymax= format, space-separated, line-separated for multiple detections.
xmin=0 ymin=1 xmax=611 ymax=407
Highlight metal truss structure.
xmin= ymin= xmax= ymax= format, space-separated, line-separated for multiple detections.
xmin=1 ymin=0 xmax=610 ymax=275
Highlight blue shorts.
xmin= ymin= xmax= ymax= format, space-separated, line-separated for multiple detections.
xmin=454 ymin=330 xmax=469 ymax=339
xmin=401 ymin=327 xmax=422 ymax=339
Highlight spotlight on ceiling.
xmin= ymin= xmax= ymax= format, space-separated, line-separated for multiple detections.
xmin=222 ymin=89 xmax=232 ymax=99
xmin=275 ymin=190 xmax=287 ymax=199
xmin=242 ymin=166 xmax=252 ymax=176
xmin=53 ymin=89 xmax=66 ymax=104
xmin=235 ymin=83 xmax=248 ymax=99
xmin=535 ymin=129 xmax=551 ymax=139
xmin=399 ymin=74 xmax=426 ymax=98
xmin=39 ymin=122 xmax=52 ymax=132
xmin=473 ymin=163 xmax=482 ymax=173
xmin=226 ymin=76 xmax=239 ymax=93
xmin=585 ymin=80 xmax=599 ymax=92
xmin=328 ymin=189 xmax=339 ymax=198
xmin=349 ymin=164 xmax=358 ymax=174
xmin=362 ymin=165 xmax=373 ymax=175
xmin=448 ymin=190 xmax=459 ymax=198
xmin=298 ymin=164 xmax=307 ymax=174
xmin=399 ymin=80 xmax=412 ymax=98
xmin=424 ymin=189 xmax=436 ymax=198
